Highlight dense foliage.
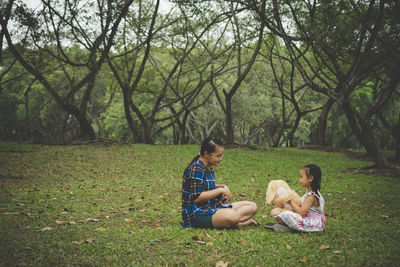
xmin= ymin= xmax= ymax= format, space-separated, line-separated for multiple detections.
xmin=1 ymin=0 xmax=399 ymax=164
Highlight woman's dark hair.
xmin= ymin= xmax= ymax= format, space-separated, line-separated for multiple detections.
xmin=303 ymin=164 xmax=322 ymax=196
xmin=188 ymin=137 xmax=223 ymax=166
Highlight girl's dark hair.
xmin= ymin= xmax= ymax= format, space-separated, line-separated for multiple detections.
xmin=188 ymin=137 xmax=223 ymax=166
xmin=303 ymin=164 xmax=322 ymax=196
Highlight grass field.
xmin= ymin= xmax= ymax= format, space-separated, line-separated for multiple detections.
xmin=1 ymin=142 xmax=399 ymax=266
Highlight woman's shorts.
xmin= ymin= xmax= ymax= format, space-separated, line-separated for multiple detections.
xmin=194 ymin=214 xmax=214 ymax=228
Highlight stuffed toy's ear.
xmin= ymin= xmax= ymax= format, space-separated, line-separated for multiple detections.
xmin=265 ymin=180 xmax=278 ymax=206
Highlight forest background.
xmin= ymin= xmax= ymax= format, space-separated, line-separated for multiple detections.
xmin=1 ymin=0 xmax=399 ymax=168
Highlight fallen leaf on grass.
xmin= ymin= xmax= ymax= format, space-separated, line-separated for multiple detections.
xmin=319 ymin=245 xmax=330 ymax=250
xmin=237 ymin=240 xmax=247 ymax=245
xmin=86 ymin=218 xmax=100 ymax=222
xmin=124 ymin=218 xmax=133 ymax=223
xmin=192 ymin=231 xmax=209 ymax=241
xmin=55 ymin=220 xmax=69 ymax=225
xmin=206 ymin=242 xmax=214 ymax=246
xmin=286 ymin=244 xmax=292 ymax=249
xmin=85 ymin=238 xmax=94 ymax=243
xmin=216 ymin=260 xmax=228 ymax=267
xmin=379 ymin=214 xmax=390 ymax=219
xmin=153 ymin=238 xmax=172 ymax=243
xmin=39 ymin=227 xmax=56 ymax=232
xmin=299 ymin=256 xmax=307 ymax=263
xmin=72 ymin=241 xmax=83 ymax=245
xmin=333 ymin=250 xmax=342 ymax=254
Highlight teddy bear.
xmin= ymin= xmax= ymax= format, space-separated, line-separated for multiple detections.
xmin=265 ymin=179 xmax=301 ymax=216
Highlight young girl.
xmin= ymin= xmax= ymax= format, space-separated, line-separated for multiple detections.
xmin=181 ymin=137 xmax=258 ymax=229
xmin=266 ymin=164 xmax=325 ymax=232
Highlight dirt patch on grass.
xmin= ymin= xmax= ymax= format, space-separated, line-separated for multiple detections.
xmin=343 ymin=165 xmax=400 ymax=178
xmin=37 ymin=138 xmax=121 ymax=146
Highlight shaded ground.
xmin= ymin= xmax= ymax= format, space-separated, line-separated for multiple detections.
xmin=35 ymin=138 xmax=121 ymax=146
xmin=344 ymin=165 xmax=400 ymax=178
xmin=300 ymin=144 xmax=400 ymax=178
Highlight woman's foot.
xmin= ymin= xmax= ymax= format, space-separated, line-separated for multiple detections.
xmin=239 ymin=219 xmax=260 ymax=226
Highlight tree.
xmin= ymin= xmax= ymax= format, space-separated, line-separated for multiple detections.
xmin=1 ymin=0 xmax=134 ymax=139
xmin=248 ymin=0 xmax=400 ymax=167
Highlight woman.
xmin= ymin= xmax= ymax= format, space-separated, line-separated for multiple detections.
xmin=181 ymin=137 xmax=258 ymax=228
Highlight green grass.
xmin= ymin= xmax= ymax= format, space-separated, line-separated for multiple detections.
xmin=0 ymin=142 xmax=399 ymax=266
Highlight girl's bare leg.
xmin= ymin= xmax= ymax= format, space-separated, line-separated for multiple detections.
xmin=276 ymin=217 xmax=287 ymax=226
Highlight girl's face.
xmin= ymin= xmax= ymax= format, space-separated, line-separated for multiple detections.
xmin=204 ymin=145 xmax=224 ymax=167
xmin=299 ymin=168 xmax=313 ymax=188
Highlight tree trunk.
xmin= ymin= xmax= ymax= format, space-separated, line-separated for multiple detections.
xmin=180 ymin=112 xmax=189 ymax=145
xmin=341 ymin=99 xmax=389 ymax=168
xmin=24 ymin=86 xmax=32 ymax=139
xmin=316 ymin=98 xmax=334 ymax=146
xmin=396 ymin=112 xmax=400 ymax=160
xmin=224 ymin=93 xmax=235 ymax=145
xmin=123 ymin=91 xmax=141 ymax=143
xmin=76 ymin=112 xmax=96 ymax=139
xmin=143 ymin=124 xmax=154 ymax=144
xmin=270 ymin=126 xmax=285 ymax=147
xmin=288 ymin=115 xmax=301 ymax=147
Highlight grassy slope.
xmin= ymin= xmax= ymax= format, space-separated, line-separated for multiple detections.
xmin=0 ymin=142 xmax=399 ymax=266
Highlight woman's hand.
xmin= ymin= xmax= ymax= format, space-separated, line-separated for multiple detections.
xmin=220 ymin=185 xmax=232 ymax=202
xmin=193 ymin=185 xmax=232 ymax=204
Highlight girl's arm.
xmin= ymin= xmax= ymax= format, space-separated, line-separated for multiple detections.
xmin=290 ymin=195 xmax=316 ymax=217
xmin=194 ymin=186 xmax=232 ymax=204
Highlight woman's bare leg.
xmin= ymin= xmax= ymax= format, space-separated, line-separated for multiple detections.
xmin=232 ymin=201 xmax=258 ymax=226
xmin=212 ymin=201 xmax=258 ymax=228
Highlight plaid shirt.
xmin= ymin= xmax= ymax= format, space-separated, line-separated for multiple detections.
xmin=181 ymin=158 xmax=230 ymax=228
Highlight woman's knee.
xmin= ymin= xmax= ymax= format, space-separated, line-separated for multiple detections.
xmin=247 ymin=201 xmax=258 ymax=214
xmin=213 ymin=209 xmax=240 ymax=228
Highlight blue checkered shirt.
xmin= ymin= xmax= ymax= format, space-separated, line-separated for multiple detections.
xmin=181 ymin=158 xmax=230 ymax=228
